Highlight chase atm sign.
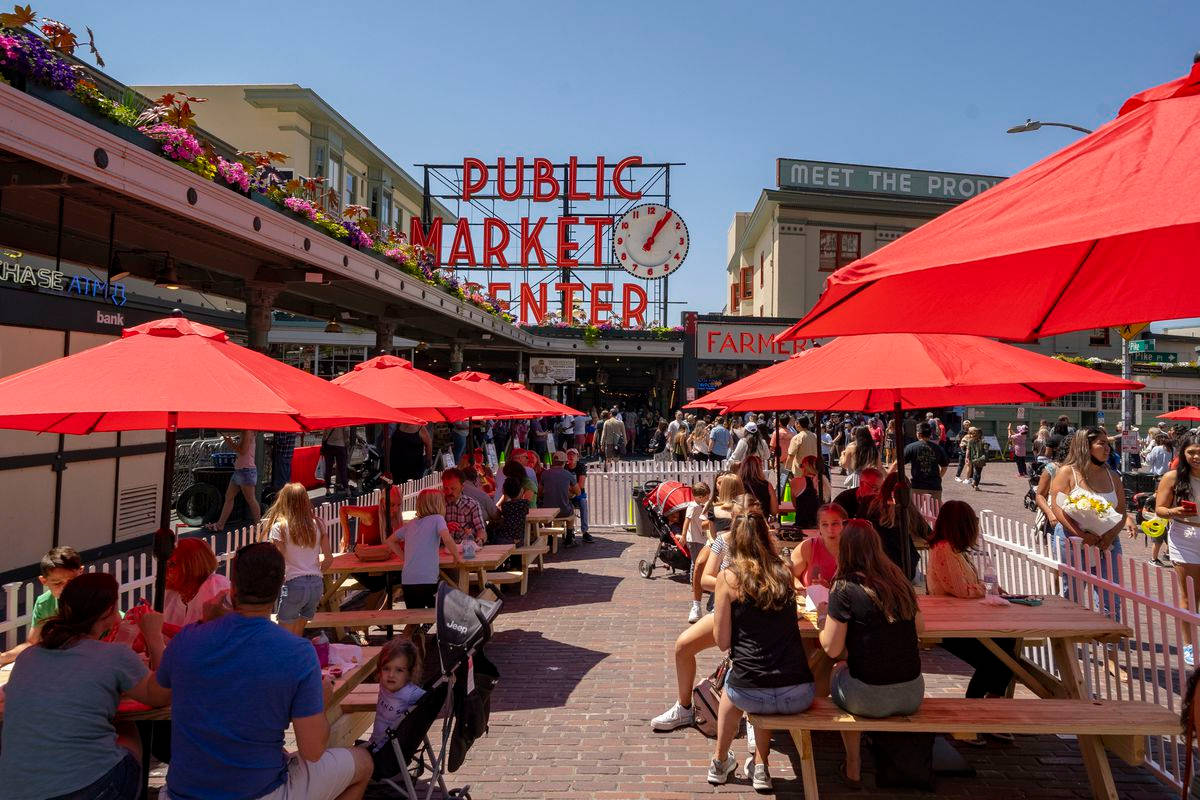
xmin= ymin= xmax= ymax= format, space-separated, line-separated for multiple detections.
xmin=777 ymin=158 xmax=1004 ymax=202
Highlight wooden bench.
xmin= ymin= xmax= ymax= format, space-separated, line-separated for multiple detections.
xmin=512 ymin=542 xmax=550 ymax=573
xmin=339 ymin=683 xmax=381 ymax=714
xmin=750 ymin=697 xmax=1180 ymax=800
xmin=306 ymin=609 xmax=436 ymax=638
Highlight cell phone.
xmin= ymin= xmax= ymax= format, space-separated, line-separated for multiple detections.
xmin=1183 ymin=501 xmax=1197 ymax=514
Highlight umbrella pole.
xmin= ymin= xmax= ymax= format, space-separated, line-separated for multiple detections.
xmin=382 ymin=426 xmax=394 ymax=540
xmin=152 ymin=415 xmax=178 ymax=612
xmin=774 ymin=414 xmax=783 ymax=505
xmin=892 ymin=400 xmax=913 ymax=582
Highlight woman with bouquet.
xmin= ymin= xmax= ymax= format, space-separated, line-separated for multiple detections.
xmin=1048 ymin=428 xmax=1135 ymax=620
xmin=1154 ymin=432 xmax=1200 ymax=665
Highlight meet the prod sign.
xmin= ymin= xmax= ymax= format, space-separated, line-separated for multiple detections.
xmin=415 ymin=157 xmax=687 ymax=326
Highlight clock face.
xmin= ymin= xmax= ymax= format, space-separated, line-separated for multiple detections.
xmin=611 ymin=203 xmax=689 ymax=280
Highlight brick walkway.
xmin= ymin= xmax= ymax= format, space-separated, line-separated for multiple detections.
xmin=374 ymin=524 xmax=1179 ymax=799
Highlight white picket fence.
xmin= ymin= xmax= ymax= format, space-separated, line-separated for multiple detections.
xmin=0 ymin=475 xmax=443 ymax=649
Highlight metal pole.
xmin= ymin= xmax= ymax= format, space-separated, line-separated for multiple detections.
xmin=152 ymin=414 xmax=178 ymax=612
xmin=662 ymin=165 xmax=671 ymax=325
xmin=893 ymin=399 xmax=913 ymax=581
xmin=1121 ymin=335 xmax=1131 ymax=472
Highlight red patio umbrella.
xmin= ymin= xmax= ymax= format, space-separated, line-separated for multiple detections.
xmin=332 ymin=355 xmax=516 ymax=422
xmin=1159 ymin=406 xmax=1200 ymax=422
xmin=450 ymin=371 xmax=547 ymax=417
xmin=689 ymin=333 xmax=1144 ymax=578
xmin=683 ymin=351 xmax=811 ymax=412
xmin=501 ymin=382 xmax=585 ymax=416
xmin=779 ymin=61 xmax=1200 ymax=343
xmin=0 ymin=315 xmax=416 ymax=608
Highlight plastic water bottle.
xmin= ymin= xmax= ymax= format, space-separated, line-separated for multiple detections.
xmin=982 ymin=553 xmax=999 ymax=596
xmin=462 ymin=536 xmax=478 ymax=560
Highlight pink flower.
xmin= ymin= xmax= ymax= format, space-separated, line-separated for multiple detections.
xmin=216 ymin=158 xmax=250 ymax=192
xmin=283 ymin=196 xmax=318 ymax=221
xmin=137 ymin=123 xmax=203 ymax=162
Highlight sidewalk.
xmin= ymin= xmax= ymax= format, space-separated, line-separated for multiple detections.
xmin=368 ymin=525 xmax=1178 ymax=799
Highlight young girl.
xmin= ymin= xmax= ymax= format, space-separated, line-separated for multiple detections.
xmin=265 ymin=483 xmax=331 ymax=636
xmin=163 ymin=538 xmax=231 ymax=627
xmin=791 ymin=503 xmax=846 ymax=588
xmin=491 ymin=477 xmax=531 ymax=546
xmin=369 ymin=638 xmax=427 ymax=751
xmin=683 ymin=482 xmax=712 ymax=623
xmin=387 ymin=488 xmax=462 ymax=610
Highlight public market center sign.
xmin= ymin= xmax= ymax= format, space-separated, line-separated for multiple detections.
xmin=777 ymin=158 xmax=1005 ymax=202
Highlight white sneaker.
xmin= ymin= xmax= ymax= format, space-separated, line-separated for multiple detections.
xmin=707 ymin=751 xmax=737 ymax=785
xmin=688 ymin=601 xmax=702 ymax=624
xmin=746 ymin=722 xmax=757 ymax=755
xmin=651 ymin=702 xmax=695 ymax=731
xmin=744 ymin=756 xmax=772 ymax=792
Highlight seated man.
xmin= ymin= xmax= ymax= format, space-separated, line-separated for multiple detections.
xmin=540 ymin=451 xmax=586 ymax=545
xmin=442 ymin=467 xmax=487 ymax=544
xmin=460 ymin=466 xmax=500 ymax=523
xmin=832 ymin=467 xmax=884 ymax=519
xmin=157 ymin=542 xmax=373 ymax=800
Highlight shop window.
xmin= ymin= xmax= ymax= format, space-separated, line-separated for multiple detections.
xmin=759 ymin=252 xmax=764 ymax=287
xmin=1100 ymin=391 xmax=1121 ymax=411
xmin=327 ymin=158 xmax=342 ymax=210
xmin=730 ymin=283 xmax=739 ymax=311
xmin=1169 ymin=393 xmax=1200 ymax=411
xmin=344 ymin=173 xmax=359 ymax=209
xmin=819 ymin=230 xmax=860 ymax=271
xmin=1049 ymin=391 xmax=1098 ymax=409
xmin=1089 ymin=328 xmax=1110 ymax=347
xmin=1140 ymin=392 xmax=1164 ymax=412
xmin=740 ymin=266 xmax=753 ymax=299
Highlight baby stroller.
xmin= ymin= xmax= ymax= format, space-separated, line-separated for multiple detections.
xmin=369 ymin=582 xmax=502 ymax=799
xmin=1022 ymin=459 xmax=1049 ymax=512
xmin=638 ymin=481 xmax=695 ymax=579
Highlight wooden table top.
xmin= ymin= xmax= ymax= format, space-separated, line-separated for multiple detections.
xmin=525 ymin=507 xmax=566 ymax=523
xmin=325 ymin=543 xmax=515 ymax=573
xmin=798 ymin=594 xmax=1130 ymax=641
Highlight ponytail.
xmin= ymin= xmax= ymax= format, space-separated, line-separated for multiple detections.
xmin=39 ymin=572 xmax=117 ymax=651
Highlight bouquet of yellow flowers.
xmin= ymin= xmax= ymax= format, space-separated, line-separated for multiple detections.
xmin=1054 ymin=488 xmax=1122 ymax=536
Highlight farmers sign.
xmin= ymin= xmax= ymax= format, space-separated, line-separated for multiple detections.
xmin=696 ymin=321 xmax=804 ymax=362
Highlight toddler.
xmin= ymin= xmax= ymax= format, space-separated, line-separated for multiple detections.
xmin=369 ymin=638 xmax=426 ymax=750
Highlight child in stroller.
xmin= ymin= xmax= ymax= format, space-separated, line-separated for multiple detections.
xmin=370 ymin=639 xmax=426 ymax=752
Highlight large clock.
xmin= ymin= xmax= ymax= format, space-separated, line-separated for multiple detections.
xmin=612 ymin=203 xmax=689 ymax=279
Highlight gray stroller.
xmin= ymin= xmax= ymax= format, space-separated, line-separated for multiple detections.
xmin=369 ymin=582 xmax=502 ymax=799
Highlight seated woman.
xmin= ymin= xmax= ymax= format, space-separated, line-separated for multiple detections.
xmin=927 ymin=500 xmax=1018 ymax=742
xmin=864 ymin=470 xmax=929 ymax=580
xmin=736 ymin=455 xmax=778 ymax=517
xmin=0 ymin=572 xmax=171 ymax=799
xmin=163 ymin=538 xmax=231 ymax=627
xmin=791 ymin=503 xmax=845 ymax=589
xmin=495 ymin=456 xmax=538 ymax=506
xmin=788 ymin=455 xmax=831 ymax=529
xmin=711 ymin=510 xmax=814 ymax=791
xmin=819 ymin=520 xmax=925 ymax=788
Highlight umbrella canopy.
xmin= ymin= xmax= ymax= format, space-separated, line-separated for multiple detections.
xmin=690 ymin=333 xmax=1144 ymax=413
xmin=779 ymin=62 xmax=1200 ymax=342
xmin=332 ymin=355 xmax=516 ymax=422
xmin=0 ymin=316 xmax=418 ymax=433
xmin=449 ymin=371 xmax=545 ymax=417
xmin=683 ymin=351 xmax=810 ymax=412
xmin=501 ymin=382 xmax=585 ymax=416
xmin=1159 ymin=406 xmax=1200 ymax=422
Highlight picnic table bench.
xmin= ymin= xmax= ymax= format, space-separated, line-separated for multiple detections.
xmin=750 ymin=697 xmax=1180 ymax=800
xmin=787 ymin=591 xmax=1154 ymax=799
xmin=305 ymin=609 xmax=436 ymax=638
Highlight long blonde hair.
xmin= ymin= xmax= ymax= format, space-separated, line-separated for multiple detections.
xmin=262 ymin=482 xmax=319 ymax=548
xmin=728 ymin=511 xmax=791 ymax=611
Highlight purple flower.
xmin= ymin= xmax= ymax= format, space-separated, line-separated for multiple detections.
xmin=1 ymin=32 xmax=76 ymax=91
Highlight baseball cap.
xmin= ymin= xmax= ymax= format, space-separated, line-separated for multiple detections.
xmin=551 ymin=451 xmax=567 ymax=464
xmin=566 ymin=447 xmax=579 ymax=456
xmin=744 ymin=422 xmax=759 ymax=434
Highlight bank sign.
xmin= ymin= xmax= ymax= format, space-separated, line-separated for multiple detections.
xmin=697 ymin=321 xmax=803 ymax=362
xmin=777 ymin=159 xmax=1004 ymax=202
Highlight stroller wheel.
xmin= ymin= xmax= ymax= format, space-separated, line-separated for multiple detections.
xmin=638 ymin=559 xmax=654 ymax=579
xmin=447 ymin=788 xmax=471 ymax=800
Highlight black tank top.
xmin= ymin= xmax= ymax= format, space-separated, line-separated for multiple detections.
xmin=728 ymin=594 xmax=813 ymax=690
xmin=390 ymin=427 xmax=426 ymax=481
xmin=792 ymin=476 xmax=821 ymax=527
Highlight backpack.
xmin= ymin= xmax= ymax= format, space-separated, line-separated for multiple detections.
xmin=691 ymin=658 xmax=729 ymax=738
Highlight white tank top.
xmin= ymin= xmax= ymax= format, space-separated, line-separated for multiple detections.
xmin=1071 ymin=466 xmax=1118 ymax=507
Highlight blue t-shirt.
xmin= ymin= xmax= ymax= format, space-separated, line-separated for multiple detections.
xmin=709 ymin=425 xmax=731 ymax=457
xmin=157 ymin=613 xmax=324 ymax=800
xmin=392 ymin=513 xmax=447 ymax=585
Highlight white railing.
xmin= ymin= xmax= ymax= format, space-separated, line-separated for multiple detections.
xmin=0 ymin=475 xmax=445 ymax=649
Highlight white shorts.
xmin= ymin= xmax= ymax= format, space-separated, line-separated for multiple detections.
xmin=257 ymin=749 xmax=358 ymax=800
xmin=1168 ymin=520 xmax=1200 ymax=564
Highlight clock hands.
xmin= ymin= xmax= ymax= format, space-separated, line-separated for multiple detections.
xmin=641 ymin=210 xmax=674 ymax=252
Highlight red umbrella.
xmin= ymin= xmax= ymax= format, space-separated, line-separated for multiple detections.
xmin=450 ymin=371 xmax=547 ymax=417
xmin=780 ymin=62 xmax=1200 ymax=342
xmin=704 ymin=334 xmax=1144 ymax=412
xmin=501 ymin=382 xmax=585 ymax=416
xmin=1159 ymin=406 xmax=1200 ymax=422
xmin=332 ymin=355 xmax=516 ymax=422
xmin=0 ymin=315 xmax=416 ymax=608
xmin=683 ymin=351 xmax=810 ymax=412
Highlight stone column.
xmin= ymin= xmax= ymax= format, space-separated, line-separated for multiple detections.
xmin=450 ymin=343 xmax=464 ymax=375
xmin=244 ymin=281 xmax=282 ymax=353
xmin=375 ymin=319 xmax=399 ymax=357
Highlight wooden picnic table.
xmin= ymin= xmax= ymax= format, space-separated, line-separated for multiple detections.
xmin=323 ymin=543 xmax=515 ymax=598
xmin=524 ymin=506 xmax=569 ymax=551
xmin=798 ymin=591 xmax=1133 ymax=798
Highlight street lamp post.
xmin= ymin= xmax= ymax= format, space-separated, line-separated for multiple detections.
xmin=1007 ymin=118 xmax=1137 ymax=471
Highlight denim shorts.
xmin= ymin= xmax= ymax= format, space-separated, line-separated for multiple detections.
xmin=49 ymin=751 xmax=139 ymax=799
xmin=724 ymin=681 xmax=815 ymax=716
xmin=276 ymin=574 xmax=323 ymax=622
xmin=230 ymin=467 xmax=258 ymax=487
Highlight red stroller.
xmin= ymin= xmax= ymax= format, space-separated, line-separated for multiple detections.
xmin=638 ymin=481 xmax=695 ymax=579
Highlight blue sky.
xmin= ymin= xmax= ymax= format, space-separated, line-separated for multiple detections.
xmin=43 ymin=0 xmax=1200 ymax=320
